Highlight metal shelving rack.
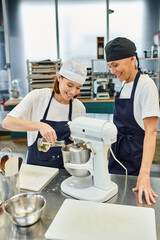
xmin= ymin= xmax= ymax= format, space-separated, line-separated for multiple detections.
xmin=139 ymin=58 xmax=160 ymax=94
xmin=78 ymin=68 xmax=93 ymax=99
xmin=27 ymin=59 xmax=62 ymax=91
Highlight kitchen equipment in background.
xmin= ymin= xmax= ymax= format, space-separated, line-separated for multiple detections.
xmin=20 ymin=164 xmax=59 ymax=191
xmin=96 ymin=79 xmax=115 ymax=99
xmin=151 ymin=45 xmax=159 ymax=58
xmin=27 ymin=59 xmax=61 ymax=91
xmin=108 ymin=78 xmax=115 ymax=96
xmin=97 ymin=37 xmax=104 ymax=59
xmin=11 ymin=79 xmax=20 ymax=99
xmin=4 ymin=193 xmax=46 ymax=227
xmin=143 ymin=50 xmax=151 ymax=58
xmin=153 ymin=31 xmax=160 ymax=46
xmin=61 ymin=116 xmax=118 ymax=202
xmin=151 ymin=31 xmax=160 ymax=58
xmin=45 ymin=199 xmax=157 ymax=240
xmin=97 ymin=92 xmax=109 ymax=99
xmin=97 ymin=81 xmax=110 ymax=99
xmin=78 ymin=68 xmax=93 ymax=99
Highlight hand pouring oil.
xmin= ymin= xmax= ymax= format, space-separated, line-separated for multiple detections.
xmin=37 ymin=137 xmax=65 ymax=152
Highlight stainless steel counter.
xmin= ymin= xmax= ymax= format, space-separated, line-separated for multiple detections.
xmin=0 ymin=170 xmax=160 ymax=240
xmin=0 ymin=111 xmax=9 ymax=131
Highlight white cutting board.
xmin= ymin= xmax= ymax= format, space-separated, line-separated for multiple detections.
xmin=20 ymin=164 xmax=59 ymax=191
xmin=45 ymin=199 xmax=157 ymax=240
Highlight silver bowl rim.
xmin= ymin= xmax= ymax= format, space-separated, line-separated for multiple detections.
xmin=3 ymin=192 xmax=46 ymax=218
xmin=62 ymin=142 xmax=90 ymax=152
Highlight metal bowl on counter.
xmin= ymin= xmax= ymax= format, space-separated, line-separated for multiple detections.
xmin=3 ymin=193 xmax=46 ymax=227
xmin=62 ymin=143 xmax=91 ymax=178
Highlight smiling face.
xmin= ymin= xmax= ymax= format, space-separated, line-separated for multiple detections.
xmin=57 ymin=76 xmax=82 ymax=103
xmin=107 ymin=57 xmax=137 ymax=83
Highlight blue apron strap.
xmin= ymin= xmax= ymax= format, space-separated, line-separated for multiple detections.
xmin=116 ymin=83 xmax=125 ymax=98
xmin=43 ymin=91 xmax=54 ymax=120
xmin=68 ymin=100 xmax=72 ymax=121
xmin=130 ymin=71 xmax=141 ymax=99
xmin=116 ymin=71 xmax=141 ymax=99
xmin=43 ymin=90 xmax=72 ymax=121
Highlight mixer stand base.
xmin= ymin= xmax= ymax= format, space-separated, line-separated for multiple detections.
xmin=61 ymin=176 xmax=118 ymax=202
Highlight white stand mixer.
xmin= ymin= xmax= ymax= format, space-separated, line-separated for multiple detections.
xmin=61 ymin=116 xmax=118 ymax=202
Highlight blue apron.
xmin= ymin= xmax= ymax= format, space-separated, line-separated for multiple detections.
xmin=27 ymin=91 xmax=72 ymax=168
xmin=109 ymin=71 xmax=145 ymax=176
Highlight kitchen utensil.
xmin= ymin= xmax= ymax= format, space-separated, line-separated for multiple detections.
xmin=18 ymin=157 xmax=23 ymax=171
xmin=11 ymin=90 xmax=20 ymax=98
xmin=0 ymin=172 xmax=20 ymax=202
xmin=5 ymin=156 xmax=19 ymax=177
xmin=0 ymin=167 xmax=5 ymax=175
xmin=11 ymin=79 xmax=20 ymax=99
xmin=0 ymin=154 xmax=9 ymax=173
xmin=151 ymin=45 xmax=159 ymax=58
xmin=0 ymin=147 xmax=12 ymax=174
xmin=37 ymin=137 xmax=65 ymax=152
xmin=61 ymin=116 xmax=118 ymax=202
xmin=20 ymin=164 xmax=59 ymax=191
xmin=45 ymin=199 xmax=157 ymax=240
xmin=0 ymin=170 xmax=5 ymax=175
xmin=4 ymin=193 xmax=46 ymax=227
xmin=62 ymin=143 xmax=91 ymax=178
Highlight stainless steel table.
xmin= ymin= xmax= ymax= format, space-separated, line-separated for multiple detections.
xmin=0 ymin=170 xmax=160 ymax=240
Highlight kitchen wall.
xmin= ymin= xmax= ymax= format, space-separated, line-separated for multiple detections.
xmin=109 ymin=0 xmax=160 ymax=89
xmin=110 ymin=0 xmax=159 ymax=56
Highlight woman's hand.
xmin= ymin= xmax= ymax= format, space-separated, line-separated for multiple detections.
xmin=132 ymin=173 xmax=158 ymax=205
xmin=38 ymin=122 xmax=57 ymax=144
xmin=133 ymin=117 xmax=159 ymax=205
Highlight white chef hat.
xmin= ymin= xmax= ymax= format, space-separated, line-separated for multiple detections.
xmin=59 ymin=58 xmax=87 ymax=85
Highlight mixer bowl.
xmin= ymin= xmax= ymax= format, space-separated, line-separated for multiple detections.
xmin=62 ymin=143 xmax=91 ymax=177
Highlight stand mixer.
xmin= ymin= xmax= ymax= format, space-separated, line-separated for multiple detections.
xmin=61 ymin=116 xmax=118 ymax=202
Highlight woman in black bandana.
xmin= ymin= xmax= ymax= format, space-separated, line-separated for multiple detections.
xmin=105 ymin=37 xmax=159 ymax=205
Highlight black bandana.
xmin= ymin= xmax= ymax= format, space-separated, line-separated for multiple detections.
xmin=105 ymin=37 xmax=137 ymax=62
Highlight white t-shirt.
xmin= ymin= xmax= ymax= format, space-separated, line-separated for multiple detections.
xmin=8 ymin=88 xmax=86 ymax=146
xmin=119 ymin=74 xmax=160 ymax=129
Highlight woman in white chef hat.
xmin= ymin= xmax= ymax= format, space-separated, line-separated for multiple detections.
xmin=2 ymin=58 xmax=87 ymax=168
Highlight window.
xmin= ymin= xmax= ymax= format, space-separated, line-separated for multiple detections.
xmin=20 ymin=0 xmax=57 ymax=61
xmin=58 ymin=0 xmax=106 ymax=67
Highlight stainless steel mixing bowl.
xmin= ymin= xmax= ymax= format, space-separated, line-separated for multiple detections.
xmin=3 ymin=193 xmax=46 ymax=227
xmin=62 ymin=143 xmax=91 ymax=177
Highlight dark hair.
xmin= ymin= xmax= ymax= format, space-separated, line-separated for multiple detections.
xmin=53 ymin=76 xmax=60 ymax=94
xmin=53 ymin=75 xmax=78 ymax=98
